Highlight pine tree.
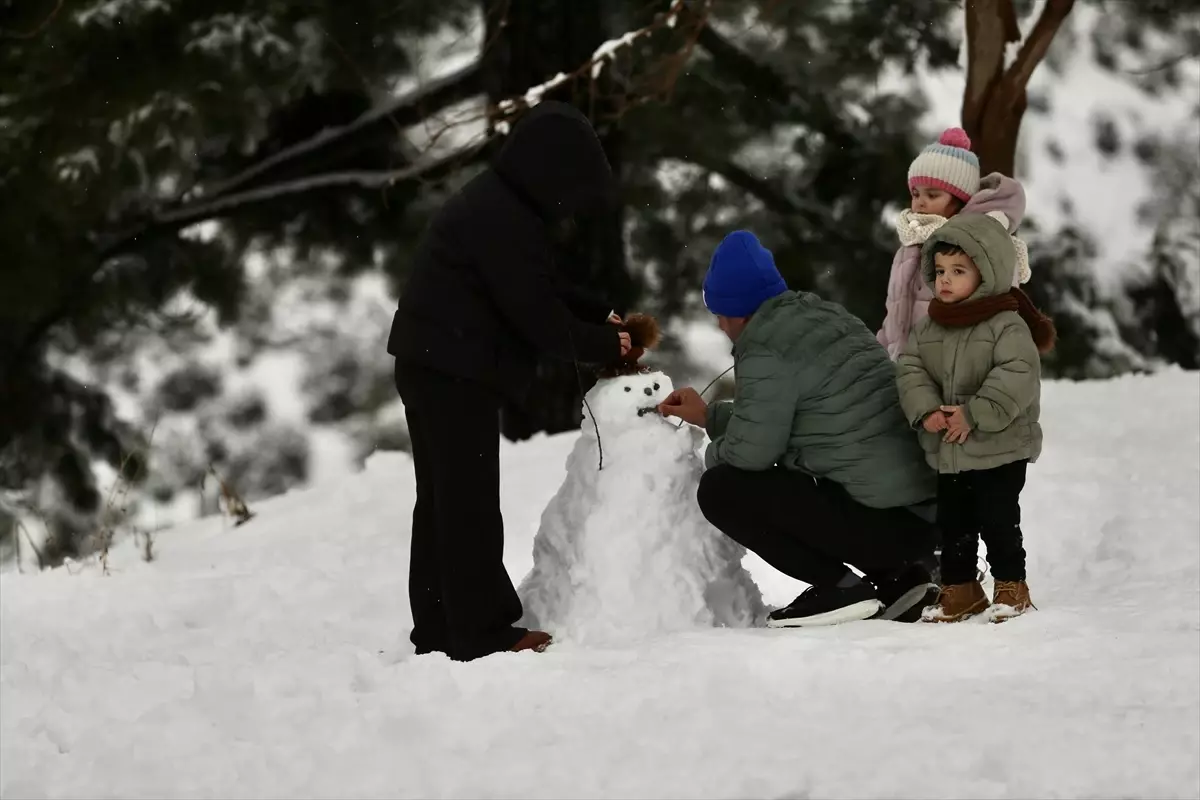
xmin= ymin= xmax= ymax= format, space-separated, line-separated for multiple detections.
xmin=0 ymin=0 xmax=476 ymax=563
xmin=8 ymin=0 xmax=1191 ymax=565
xmin=621 ymin=0 xmax=963 ymax=332
xmin=1123 ymin=134 xmax=1200 ymax=369
xmin=1022 ymin=219 xmax=1149 ymax=379
xmin=1002 ymin=1 xmax=1200 ymax=379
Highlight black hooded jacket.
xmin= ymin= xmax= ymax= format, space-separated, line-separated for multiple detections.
xmin=386 ymin=101 xmax=622 ymax=403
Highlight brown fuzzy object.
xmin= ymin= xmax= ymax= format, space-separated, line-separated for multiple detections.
xmin=596 ymin=312 xmax=662 ymax=379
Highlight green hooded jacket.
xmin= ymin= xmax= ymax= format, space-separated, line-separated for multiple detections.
xmin=896 ymin=213 xmax=1043 ymax=474
xmin=704 ymin=291 xmax=936 ymax=510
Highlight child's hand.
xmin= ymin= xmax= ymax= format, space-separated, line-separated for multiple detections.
xmin=922 ymin=411 xmax=948 ymax=433
xmin=940 ymin=405 xmax=972 ymax=444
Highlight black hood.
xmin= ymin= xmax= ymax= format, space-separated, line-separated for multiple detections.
xmin=493 ymin=101 xmax=615 ymax=223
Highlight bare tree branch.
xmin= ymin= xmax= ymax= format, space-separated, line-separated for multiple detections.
xmin=491 ymin=0 xmax=691 ymax=122
xmin=1003 ymin=0 xmax=1077 ymax=90
xmin=653 ymin=0 xmax=713 ymax=105
xmin=0 ymin=0 xmax=62 ymax=39
xmin=962 ymin=0 xmax=1023 ymax=132
xmin=961 ymin=0 xmax=1077 ymax=175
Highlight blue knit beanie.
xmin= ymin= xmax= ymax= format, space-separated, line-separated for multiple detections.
xmin=702 ymin=231 xmax=788 ymax=318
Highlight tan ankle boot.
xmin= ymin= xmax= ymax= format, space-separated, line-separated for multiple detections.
xmin=921 ymin=581 xmax=989 ymax=623
xmin=510 ymin=630 xmax=553 ymax=653
xmin=989 ymin=580 xmax=1035 ymax=623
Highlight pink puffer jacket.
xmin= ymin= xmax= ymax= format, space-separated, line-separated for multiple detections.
xmin=875 ymin=173 xmax=1031 ymax=360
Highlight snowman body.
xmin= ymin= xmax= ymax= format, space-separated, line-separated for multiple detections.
xmin=517 ymin=370 xmax=765 ymax=643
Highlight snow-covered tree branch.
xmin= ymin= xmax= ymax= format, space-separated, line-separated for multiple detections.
xmin=4 ymin=0 xmax=703 ymax=388
xmin=492 ymin=0 xmax=693 ymax=128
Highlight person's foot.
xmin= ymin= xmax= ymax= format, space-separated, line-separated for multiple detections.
xmin=987 ymin=580 xmax=1035 ymax=623
xmin=510 ymin=630 xmax=553 ymax=653
xmin=921 ymin=581 xmax=989 ymax=623
xmin=873 ymin=562 xmax=940 ymax=623
xmin=766 ymin=582 xmax=882 ymax=628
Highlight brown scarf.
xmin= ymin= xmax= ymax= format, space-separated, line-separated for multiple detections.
xmin=928 ymin=287 xmax=1057 ymax=354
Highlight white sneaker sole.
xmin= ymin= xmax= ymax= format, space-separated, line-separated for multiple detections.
xmin=766 ymin=599 xmax=884 ymax=628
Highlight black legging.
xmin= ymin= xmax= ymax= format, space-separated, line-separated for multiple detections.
xmin=697 ymin=464 xmax=936 ymax=588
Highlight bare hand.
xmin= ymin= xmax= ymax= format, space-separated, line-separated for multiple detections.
xmin=617 ymin=332 xmax=631 ymax=356
xmin=607 ymin=312 xmax=623 ymax=325
xmin=941 ymin=405 xmax=972 ymax=444
xmin=657 ymin=387 xmax=707 ymax=427
xmin=922 ymin=411 xmax=948 ymax=433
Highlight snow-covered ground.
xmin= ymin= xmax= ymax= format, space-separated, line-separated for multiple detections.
xmin=2 ymin=369 xmax=1198 ymax=799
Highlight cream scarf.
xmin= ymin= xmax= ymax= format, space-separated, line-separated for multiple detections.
xmin=894 ymin=209 xmax=1031 ymax=284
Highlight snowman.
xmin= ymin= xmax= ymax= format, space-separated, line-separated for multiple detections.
xmin=517 ymin=314 xmax=765 ymax=645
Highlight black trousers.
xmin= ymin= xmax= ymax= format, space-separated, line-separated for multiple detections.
xmin=696 ymin=465 xmax=937 ymax=588
xmin=937 ymin=460 xmax=1028 ymax=585
xmin=395 ymin=363 xmax=525 ymax=661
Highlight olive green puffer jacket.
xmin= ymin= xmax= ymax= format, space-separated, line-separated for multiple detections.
xmin=896 ymin=213 xmax=1043 ymax=475
xmin=704 ymin=291 xmax=935 ymax=510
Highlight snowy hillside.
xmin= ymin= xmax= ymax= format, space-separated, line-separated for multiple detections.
xmin=3 ymin=370 xmax=1198 ymax=799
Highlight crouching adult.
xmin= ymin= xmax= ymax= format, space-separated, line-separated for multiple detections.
xmin=659 ymin=230 xmax=940 ymax=626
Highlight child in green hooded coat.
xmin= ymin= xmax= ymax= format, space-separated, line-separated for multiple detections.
xmin=896 ymin=212 xmax=1056 ymax=624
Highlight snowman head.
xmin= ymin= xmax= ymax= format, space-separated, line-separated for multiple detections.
xmin=584 ymin=370 xmax=675 ymax=429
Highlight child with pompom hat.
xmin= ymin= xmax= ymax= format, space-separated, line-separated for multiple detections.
xmin=876 ymin=128 xmax=1033 ymax=361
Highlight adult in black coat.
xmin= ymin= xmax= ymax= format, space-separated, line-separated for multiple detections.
xmin=386 ymin=101 xmax=631 ymax=662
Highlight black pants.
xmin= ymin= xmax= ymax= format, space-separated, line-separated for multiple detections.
xmin=696 ymin=465 xmax=937 ymax=588
xmin=937 ymin=460 xmax=1028 ymax=585
xmin=395 ymin=363 xmax=525 ymax=661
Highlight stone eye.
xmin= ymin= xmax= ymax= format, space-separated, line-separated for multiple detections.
xmin=653 ymin=383 xmax=660 ymax=391
xmin=624 ymin=386 xmax=631 ymax=392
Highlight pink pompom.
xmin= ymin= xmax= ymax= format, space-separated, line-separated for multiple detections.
xmin=938 ymin=127 xmax=972 ymax=150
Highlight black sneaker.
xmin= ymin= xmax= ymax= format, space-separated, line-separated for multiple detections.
xmin=873 ymin=562 xmax=940 ymax=623
xmin=766 ymin=582 xmax=883 ymax=628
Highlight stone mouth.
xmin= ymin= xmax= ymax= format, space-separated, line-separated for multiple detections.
xmin=636 ymin=406 xmax=660 ymax=417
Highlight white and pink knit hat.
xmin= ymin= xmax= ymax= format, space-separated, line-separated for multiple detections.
xmin=907 ymin=127 xmax=980 ymax=202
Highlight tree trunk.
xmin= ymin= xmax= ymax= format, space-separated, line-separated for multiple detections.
xmin=961 ymin=0 xmax=1077 ymax=177
xmin=481 ymin=0 xmax=635 ymax=442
